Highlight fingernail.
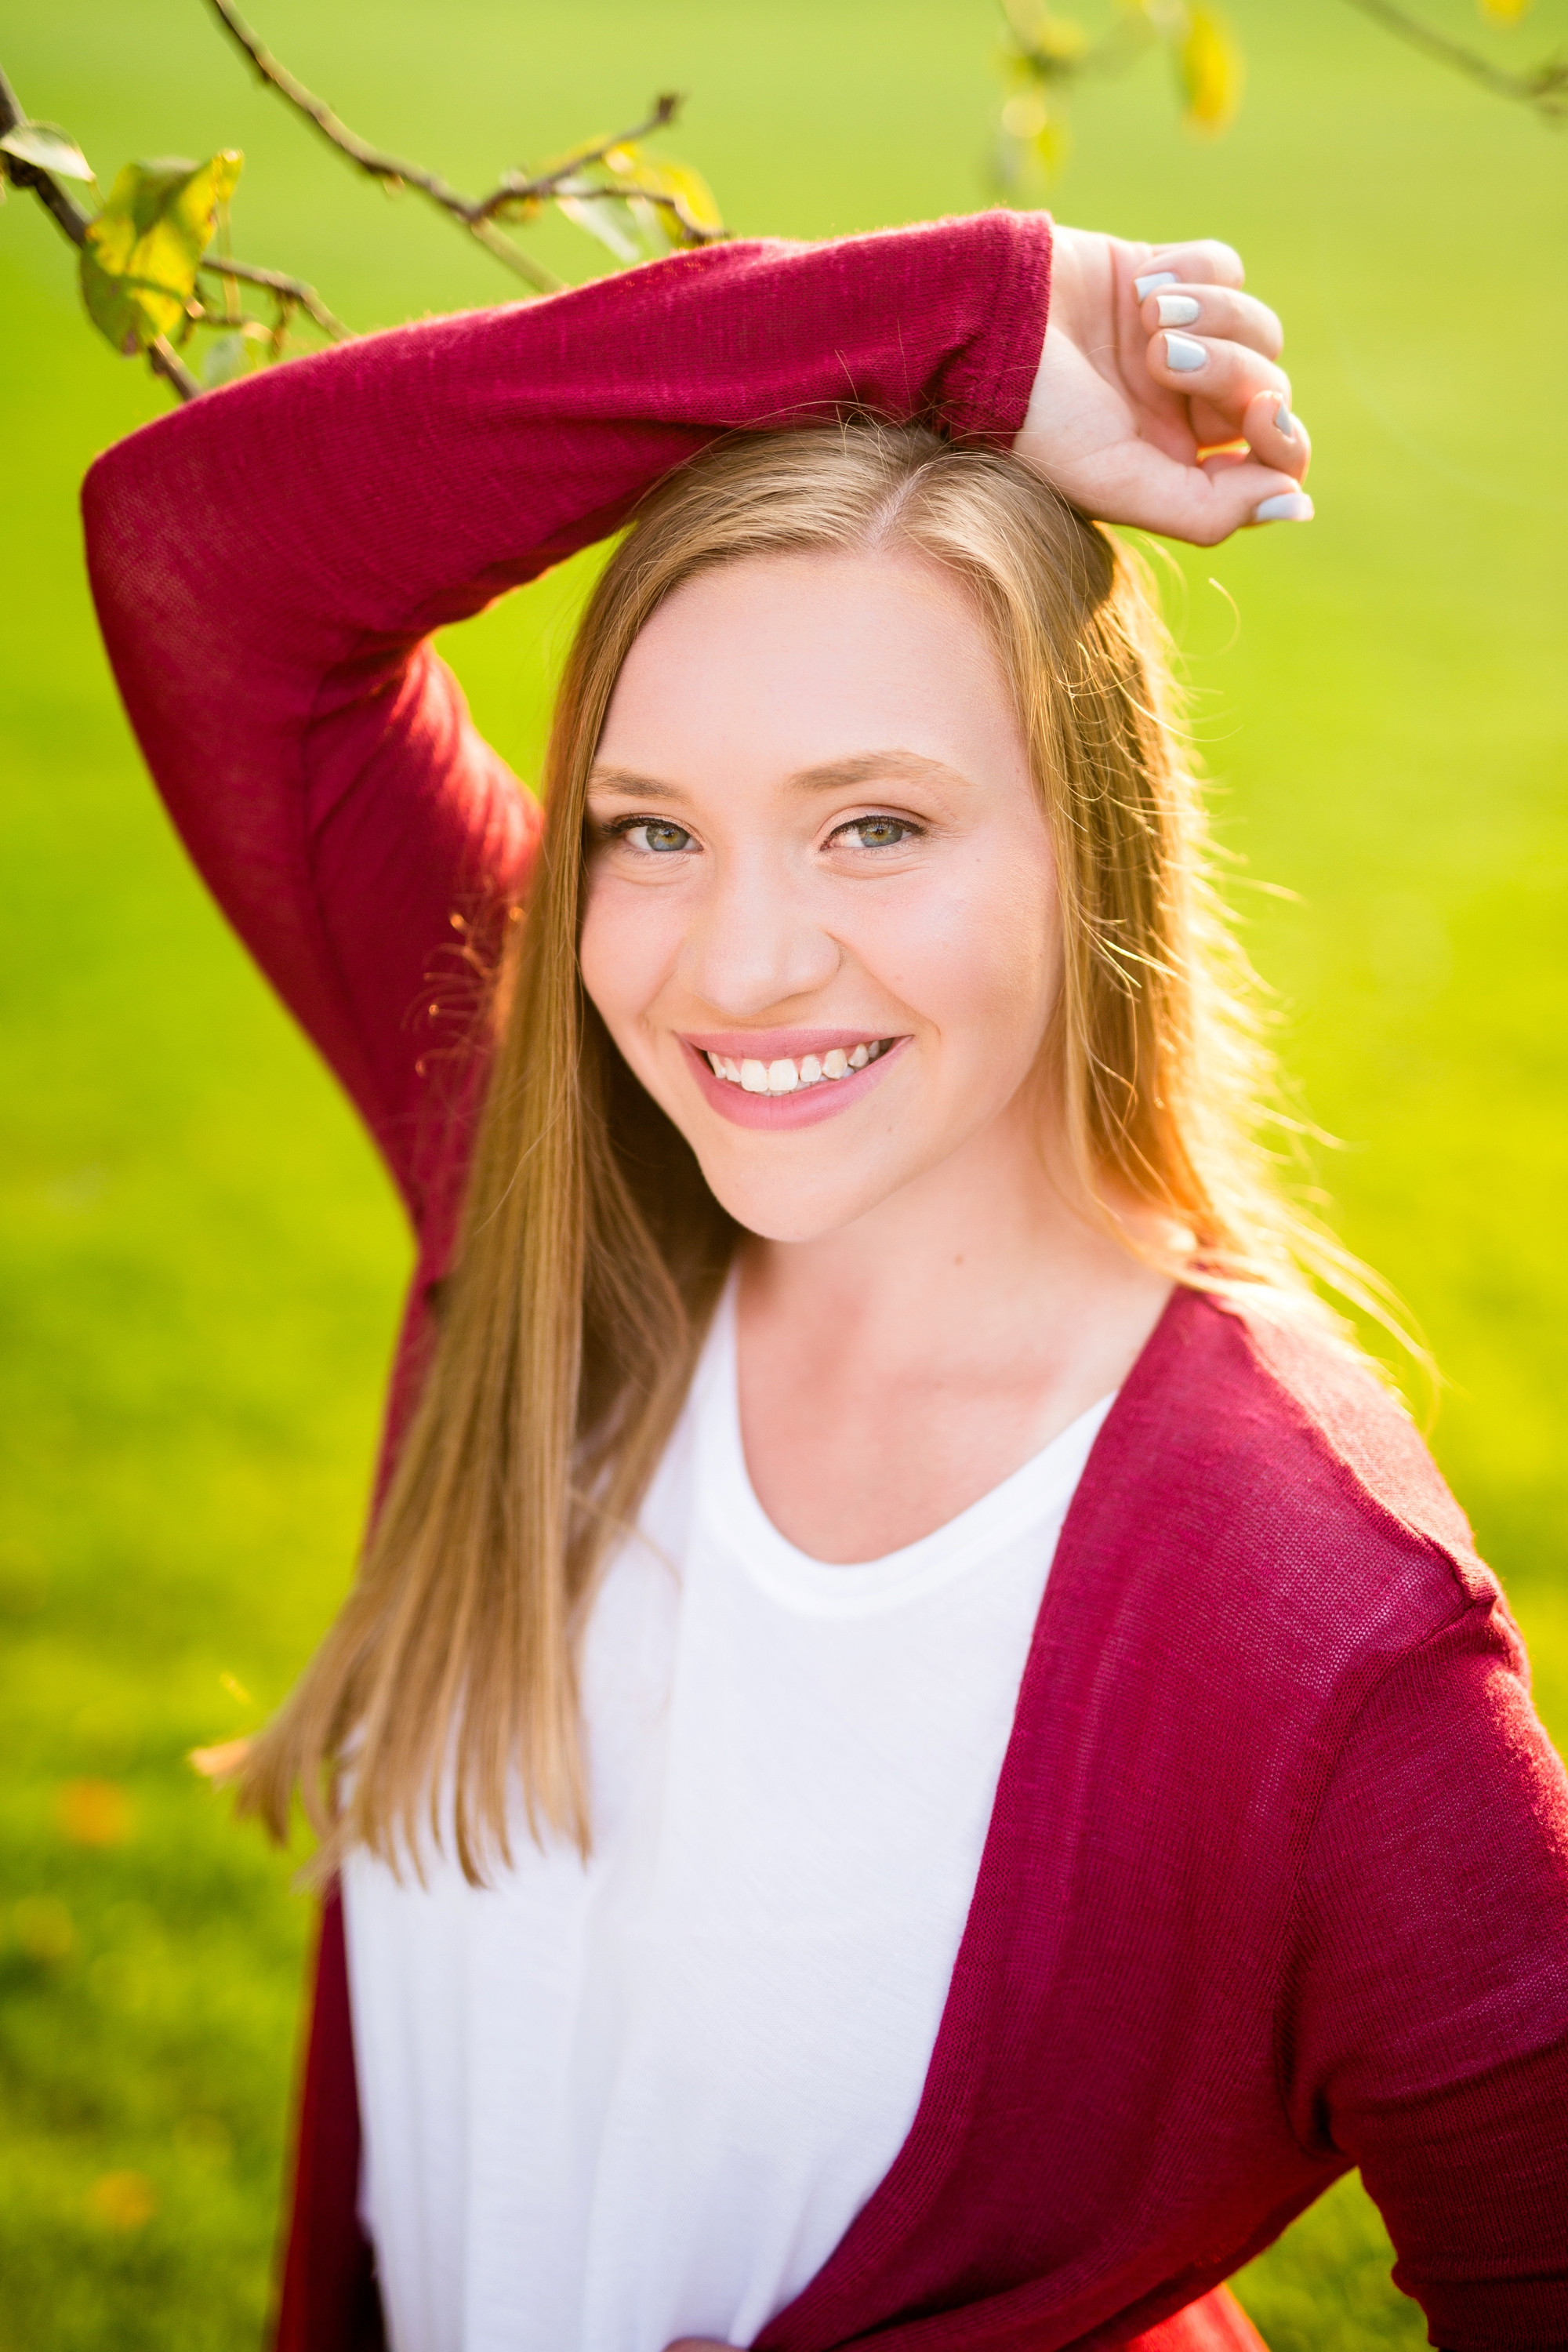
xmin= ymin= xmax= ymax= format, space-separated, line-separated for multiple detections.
xmin=1156 ymin=294 xmax=1201 ymax=326
xmin=1274 ymin=401 xmax=1296 ymax=439
xmin=1253 ymin=492 xmax=1314 ymax=524
xmin=1134 ymin=270 xmax=1178 ymax=300
xmin=1163 ymin=332 xmax=1207 ymax=373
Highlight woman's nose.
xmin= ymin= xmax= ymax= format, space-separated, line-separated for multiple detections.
xmin=678 ymin=856 xmax=839 ymax=1018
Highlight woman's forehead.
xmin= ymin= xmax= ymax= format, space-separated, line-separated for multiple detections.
xmin=597 ymin=546 xmax=1027 ymax=796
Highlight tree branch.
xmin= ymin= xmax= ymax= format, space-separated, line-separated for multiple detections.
xmin=468 ymin=94 xmax=683 ymax=217
xmin=197 ymin=251 xmax=348 ymax=339
xmin=204 ymin=1 xmax=724 ymax=281
xmin=0 ymin=58 xmax=201 ymax=400
xmin=1340 ymin=0 xmax=1568 ymax=119
xmin=202 ymin=0 xmax=567 ymax=290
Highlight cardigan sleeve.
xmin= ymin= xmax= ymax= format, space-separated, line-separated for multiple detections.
xmin=1283 ymin=1590 xmax=1568 ymax=2350
xmin=81 ymin=212 xmax=1051 ymax=1227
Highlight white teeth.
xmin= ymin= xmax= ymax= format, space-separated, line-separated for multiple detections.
xmin=704 ymin=1040 xmax=890 ymax=1096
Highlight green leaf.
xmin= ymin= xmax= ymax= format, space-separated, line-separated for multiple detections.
xmin=556 ymin=188 xmax=643 ymax=263
xmin=200 ymin=329 xmax=250 ymax=388
xmin=0 ymin=121 xmax=96 ymax=182
xmin=79 ymin=151 xmax=243 ymax=358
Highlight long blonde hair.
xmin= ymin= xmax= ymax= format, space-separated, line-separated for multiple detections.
xmin=240 ymin=423 xmax=1377 ymax=1879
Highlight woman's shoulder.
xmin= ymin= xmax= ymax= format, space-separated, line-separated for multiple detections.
xmin=1079 ymin=1284 xmax=1508 ymax=1692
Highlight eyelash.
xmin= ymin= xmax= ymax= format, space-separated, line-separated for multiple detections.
xmin=604 ymin=817 xmax=691 ymax=855
xmin=601 ymin=812 xmax=924 ymax=855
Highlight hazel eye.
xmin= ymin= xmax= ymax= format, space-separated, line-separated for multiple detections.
xmin=621 ymin=819 xmax=693 ymax=855
xmin=835 ymin=815 xmax=916 ymax=851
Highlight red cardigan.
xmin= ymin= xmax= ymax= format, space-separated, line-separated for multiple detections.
xmin=82 ymin=213 xmax=1568 ymax=2352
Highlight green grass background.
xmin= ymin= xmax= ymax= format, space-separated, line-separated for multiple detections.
xmin=2 ymin=0 xmax=1565 ymax=2343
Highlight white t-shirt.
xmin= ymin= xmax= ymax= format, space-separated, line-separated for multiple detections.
xmin=342 ymin=1282 xmax=1112 ymax=2352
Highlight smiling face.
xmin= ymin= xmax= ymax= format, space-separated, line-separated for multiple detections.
xmin=579 ymin=544 xmax=1061 ymax=1245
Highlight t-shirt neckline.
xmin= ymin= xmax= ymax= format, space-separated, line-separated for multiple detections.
xmin=692 ymin=1276 xmax=1116 ymax=1620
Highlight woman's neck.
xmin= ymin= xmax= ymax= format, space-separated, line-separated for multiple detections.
xmin=734 ymin=1092 xmax=1177 ymax=1562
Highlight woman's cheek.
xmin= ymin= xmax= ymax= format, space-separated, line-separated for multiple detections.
xmin=578 ymin=876 xmax=678 ymax=1075
xmin=855 ymin=868 xmax=1055 ymax=1073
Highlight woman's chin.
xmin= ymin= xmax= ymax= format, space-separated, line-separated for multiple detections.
xmin=694 ymin=1155 xmax=906 ymax=1247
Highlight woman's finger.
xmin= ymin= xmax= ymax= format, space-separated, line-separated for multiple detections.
xmin=1144 ymin=329 xmax=1290 ymax=428
xmin=1052 ymin=425 xmax=1311 ymax=543
xmin=1138 ymin=284 xmax=1283 ymax=364
xmin=1241 ymin=385 xmax=1311 ymax=484
xmin=1133 ymin=238 xmax=1246 ymax=293
xmin=1134 ymin=445 xmax=1313 ymax=541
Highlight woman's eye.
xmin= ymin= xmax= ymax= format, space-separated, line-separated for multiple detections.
xmin=620 ymin=819 xmax=692 ymax=855
xmin=835 ymin=815 xmax=916 ymax=851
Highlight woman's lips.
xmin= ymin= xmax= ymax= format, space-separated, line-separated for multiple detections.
xmin=681 ymin=1034 xmax=909 ymax=1129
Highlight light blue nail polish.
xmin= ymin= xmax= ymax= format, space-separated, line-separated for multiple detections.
xmin=1253 ymin=492 xmax=1314 ymax=524
xmin=1164 ymin=332 xmax=1207 ymax=372
xmin=1156 ymin=294 xmax=1201 ymax=326
xmin=1134 ymin=270 xmax=1178 ymax=300
xmin=1274 ymin=401 xmax=1295 ymax=437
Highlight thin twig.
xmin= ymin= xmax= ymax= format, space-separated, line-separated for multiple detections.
xmin=1341 ymin=0 xmax=1568 ymax=118
xmin=197 ymin=251 xmax=348 ymax=338
xmin=470 ymin=96 xmax=681 ymax=216
xmin=481 ymin=171 xmax=721 ymax=247
xmin=202 ymin=0 xmax=566 ymax=290
xmin=148 ymin=336 xmax=204 ymax=398
xmin=468 ymin=216 xmax=562 ymax=288
xmin=468 ymin=93 xmax=683 ymax=218
xmin=0 ymin=59 xmax=202 ymax=399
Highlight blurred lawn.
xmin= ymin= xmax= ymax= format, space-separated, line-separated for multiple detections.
xmin=1 ymin=2 xmax=1565 ymax=2346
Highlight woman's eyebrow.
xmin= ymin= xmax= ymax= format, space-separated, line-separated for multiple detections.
xmin=586 ymin=751 xmax=970 ymax=800
xmin=586 ymin=768 xmax=684 ymax=800
xmin=787 ymin=751 xmax=971 ymax=794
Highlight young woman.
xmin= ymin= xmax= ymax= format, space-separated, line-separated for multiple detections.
xmin=83 ymin=212 xmax=1568 ymax=2352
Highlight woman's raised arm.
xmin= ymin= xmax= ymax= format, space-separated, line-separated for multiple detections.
xmin=80 ymin=214 xmax=1052 ymax=1226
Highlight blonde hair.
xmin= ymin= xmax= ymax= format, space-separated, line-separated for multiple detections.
xmin=239 ymin=423 xmax=1382 ymax=1880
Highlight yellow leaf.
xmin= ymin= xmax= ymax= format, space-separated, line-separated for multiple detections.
xmin=56 ymin=1777 xmax=132 ymax=1846
xmin=89 ymin=2172 xmax=156 ymax=2231
xmin=1477 ymin=0 xmax=1532 ymax=20
xmin=1178 ymin=7 xmax=1243 ymax=134
xmin=80 ymin=151 xmax=243 ymax=356
xmin=1003 ymin=0 xmax=1090 ymax=62
xmin=633 ymin=154 xmax=724 ymax=236
xmin=1032 ymin=113 xmax=1073 ymax=178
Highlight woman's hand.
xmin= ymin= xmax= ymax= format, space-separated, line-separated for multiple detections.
xmin=1014 ymin=227 xmax=1312 ymax=546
